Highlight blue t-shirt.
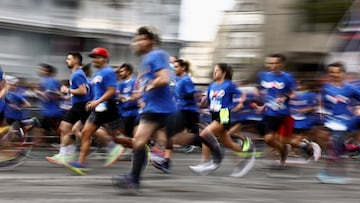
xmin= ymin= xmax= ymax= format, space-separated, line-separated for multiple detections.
xmin=117 ymin=77 xmax=138 ymax=117
xmin=175 ymin=74 xmax=198 ymax=112
xmin=0 ymin=98 xmax=5 ymax=113
xmin=5 ymin=91 xmax=26 ymax=120
xmin=321 ymin=82 xmax=360 ymax=131
xmin=39 ymin=76 xmax=63 ymax=118
xmin=207 ymin=80 xmax=241 ymax=113
xmin=91 ymin=66 xmax=117 ymax=103
xmin=138 ymin=49 xmax=176 ymax=114
xmin=258 ymin=71 xmax=296 ymax=116
xmin=289 ymin=90 xmax=318 ymax=129
xmin=70 ymin=68 xmax=91 ymax=104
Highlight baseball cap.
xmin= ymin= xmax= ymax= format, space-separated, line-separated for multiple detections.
xmin=88 ymin=47 xmax=110 ymax=58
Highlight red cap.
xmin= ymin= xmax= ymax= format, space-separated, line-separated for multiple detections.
xmin=88 ymin=47 xmax=110 ymax=58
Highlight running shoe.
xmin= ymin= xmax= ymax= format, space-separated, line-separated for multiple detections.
xmin=118 ymin=150 xmax=132 ymax=161
xmin=241 ymin=137 xmax=253 ymax=152
xmin=188 ymin=160 xmax=221 ymax=176
xmin=316 ymin=169 xmax=350 ymax=184
xmin=150 ymin=145 xmax=165 ymax=157
xmin=0 ymin=150 xmax=26 ymax=169
xmin=150 ymin=146 xmax=165 ymax=163
xmin=31 ymin=117 xmax=41 ymax=128
xmin=300 ymin=139 xmax=313 ymax=159
xmin=112 ymin=174 xmax=140 ymax=194
xmin=152 ymin=158 xmax=171 ymax=173
xmin=0 ymin=125 xmax=10 ymax=135
xmin=182 ymin=145 xmax=199 ymax=153
xmin=230 ymin=146 xmax=256 ymax=178
xmin=188 ymin=161 xmax=212 ymax=172
xmin=64 ymin=161 xmax=90 ymax=175
xmin=46 ymin=153 xmax=76 ymax=165
xmin=235 ymin=138 xmax=259 ymax=157
xmin=311 ymin=142 xmax=321 ymax=161
xmin=104 ymin=144 xmax=126 ymax=167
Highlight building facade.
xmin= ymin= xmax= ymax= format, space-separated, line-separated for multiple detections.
xmin=0 ymin=0 xmax=182 ymax=80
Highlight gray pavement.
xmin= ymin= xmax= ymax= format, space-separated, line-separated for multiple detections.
xmin=0 ymin=149 xmax=360 ymax=203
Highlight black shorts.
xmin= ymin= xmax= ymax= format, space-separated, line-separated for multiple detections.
xmin=40 ymin=116 xmax=62 ymax=132
xmin=263 ymin=115 xmax=286 ymax=134
xmin=211 ymin=111 xmax=231 ymax=130
xmin=62 ymin=102 xmax=90 ymax=125
xmin=122 ymin=116 xmax=137 ymax=137
xmin=293 ymin=128 xmax=310 ymax=135
xmin=86 ymin=100 xmax=123 ymax=130
xmin=166 ymin=110 xmax=199 ymax=138
xmin=139 ymin=112 xmax=171 ymax=132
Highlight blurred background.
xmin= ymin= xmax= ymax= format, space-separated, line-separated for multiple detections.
xmin=0 ymin=0 xmax=359 ymax=84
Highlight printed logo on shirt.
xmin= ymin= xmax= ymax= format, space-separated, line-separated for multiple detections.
xmin=261 ymin=81 xmax=285 ymax=89
xmin=91 ymin=76 xmax=103 ymax=84
xmin=325 ymin=94 xmax=350 ymax=104
xmin=209 ymin=90 xmax=225 ymax=112
xmin=122 ymin=86 xmax=132 ymax=94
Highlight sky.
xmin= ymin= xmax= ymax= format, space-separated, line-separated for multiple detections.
xmin=179 ymin=0 xmax=235 ymax=41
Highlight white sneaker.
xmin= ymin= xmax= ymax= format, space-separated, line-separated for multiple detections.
xmin=189 ymin=161 xmax=212 ymax=171
xmin=189 ymin=160 xmax=221 ymax=176
xmin=311 ymin=142 xmax=321 ymax=161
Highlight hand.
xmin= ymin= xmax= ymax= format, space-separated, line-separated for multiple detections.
xmin=276 ymin=97 xmax=286 ymax=103
xmin=145 ymin=83 xmax=154 ymax=92
xmin=86 ymin=100 xmax=99 ymax=111
xmin=255 ymin=105 xmax=265 ymax=114
xmin=60 ymin=85 xmax=69 ymax=94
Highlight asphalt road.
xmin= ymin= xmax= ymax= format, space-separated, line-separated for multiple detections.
xmin=0 ymin=148 xmax=360 ymax=203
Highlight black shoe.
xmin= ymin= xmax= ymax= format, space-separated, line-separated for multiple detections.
xmin=152 ymin=158 xmax=171 ymax=173
xmin=112 ymin=174 xmax=140 ymax=193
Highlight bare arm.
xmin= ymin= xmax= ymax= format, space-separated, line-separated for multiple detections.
xmin=145 ymin=68 xmax=170 ymax=91
xmin=61 ymin=84 xmax=87 ymax=96
xmin=86 ymin=86 xmax=116 ymax=110
xmin=0 ymin=80 xmax=7 ymax=99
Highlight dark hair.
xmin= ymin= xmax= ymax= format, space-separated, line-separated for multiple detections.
xmin=136 ymin=26 xmax=160 ymax=44
xmin=216 ymin=63 xmax=233 ymax=80
xmin=120 ymin=63 xmax=134 ymax=74
xmin=175 ymin=59 xmax=190 ymax=73
xmin=67 ymin=52 xmax=83 ymax=65
xmin=81 ymin=63 xmax=92 ymax=77
xmin=39 ymin=63 xmax=56 ymax=75
xmin=327 ymin=62 xmax=346 ymax=72
xmin=267 ymin=53 xmax=287 ymax=63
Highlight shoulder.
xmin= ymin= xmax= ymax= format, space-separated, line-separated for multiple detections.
xmin=147 ymin=49 xmax=169 ymax=60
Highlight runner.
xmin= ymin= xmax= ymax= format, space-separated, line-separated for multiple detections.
xmin=255 ymin=54 xmax=300 ymax=165
xmin=317 ymin=62 xmax=360 ymax=184
xmin=112 ymin=26 xmax=177 ymax=192
xmin=46 ymin=52 xmax=91 ymax=165
xmin=115 ymin=63 xmax=138 ymax=138
xmin=288 ymin=80 xmax=321 ymax=161
xmin=34 ymin=63 xmax=64 ymax=144
xmin=151 ymin=59 xmax=202 ymax=173
xmin=64 ymin=47 xmax=125 ymax=174
xmin=188 ymin=63 xmax=254 ymax=177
